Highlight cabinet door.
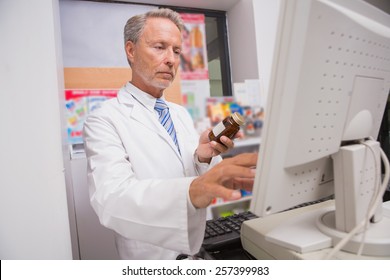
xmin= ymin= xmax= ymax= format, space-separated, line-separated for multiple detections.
xmin=71 ymin=157 xmax=119 ymax=259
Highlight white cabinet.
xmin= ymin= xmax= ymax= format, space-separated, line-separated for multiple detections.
xmin=69 ymin=154 xmax=119 ymax=259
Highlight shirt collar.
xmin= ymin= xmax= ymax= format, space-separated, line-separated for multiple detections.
xmin=124 ymin=82 xmax=165 ymax=113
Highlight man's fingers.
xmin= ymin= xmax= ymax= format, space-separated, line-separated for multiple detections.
xmin=217 ymin=165 xmax=256 ymax=183
xmin=219 ymin=136 xmax=234 ymax=149
xmin=232 ymin=177 xmax=255 ymax=190
xmin=189 ymin=152 xmax=258 ymax=208
xmin=221 ymin=153 xmax=258 ymax=167
xmin=206 ymin=183 xmax=242 ymax=201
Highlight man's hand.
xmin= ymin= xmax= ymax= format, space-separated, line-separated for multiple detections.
xmin=189 ymin=153 xmax=257 ymax=209
xmin=196 ymin=129 xmax=244 ymax=163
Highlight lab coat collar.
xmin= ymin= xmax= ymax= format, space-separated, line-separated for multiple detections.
xmin=119 ymin=82 xmax=174 ymax=114
xmin=117 ymin=82 xmax=183 ymax=161
xmin=118 ymin=82 xmax=155 ymax=112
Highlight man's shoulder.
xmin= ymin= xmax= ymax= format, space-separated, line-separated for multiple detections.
xmin=167 ymin=100 xmax=187 ymax=113
xmin=91 ymin=97 xmax=119 ymax=114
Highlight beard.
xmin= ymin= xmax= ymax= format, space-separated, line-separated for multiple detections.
xmin=141 ymin=70 xmax=175 ymax=90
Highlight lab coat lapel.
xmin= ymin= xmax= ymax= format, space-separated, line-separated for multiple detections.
xmin=118 ymin=90 xmax=183 ymax=160
xmin=118 ymin=90 xmax=158 ymax=134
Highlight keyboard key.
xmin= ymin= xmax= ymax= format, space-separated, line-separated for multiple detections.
xmin=202 ymin=211 xmax=258 ymax=251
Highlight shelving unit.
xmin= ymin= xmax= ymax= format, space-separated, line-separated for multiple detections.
xmin=222 ymin=136 xmax=261 ymax=158
xmin=234 ymin=136 xmax=261 ymax=148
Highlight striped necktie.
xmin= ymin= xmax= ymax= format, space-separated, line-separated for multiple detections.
xmin=154 ymin=98 xmax=181 ymax=154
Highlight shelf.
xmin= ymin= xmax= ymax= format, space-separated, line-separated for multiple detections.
xmin=69 ymin=143 xmax=86 ymax=159
xmin=234 ymin=136 xmax=261 ymax=147
xmin=208 ymin=196 xmax=252 ymax=219
xmin=209 ymin=195 xmax=252 ymax=209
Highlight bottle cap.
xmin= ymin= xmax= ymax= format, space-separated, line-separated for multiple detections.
xmin=232 ymin=112 xmax=245 ymax=126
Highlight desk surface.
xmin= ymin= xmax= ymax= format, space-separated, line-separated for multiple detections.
xmin=241 ymin=200 xmax=390 ymax=260
xmin=198 ymin=194 xmax=390 ymax=260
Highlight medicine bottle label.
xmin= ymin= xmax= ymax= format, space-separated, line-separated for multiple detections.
xmin=212 ymin=122 xmax=226 ymax=137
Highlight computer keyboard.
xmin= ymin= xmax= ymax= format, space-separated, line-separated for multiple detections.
xmin=202 ymin=211 xmax=258 ymax=251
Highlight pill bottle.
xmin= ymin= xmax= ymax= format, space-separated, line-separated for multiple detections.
xmin=208 ymin=112 xmax=245 ymax=144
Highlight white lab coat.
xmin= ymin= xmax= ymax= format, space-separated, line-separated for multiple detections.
xmin=83 ymin=82 xmax=221 ymax=259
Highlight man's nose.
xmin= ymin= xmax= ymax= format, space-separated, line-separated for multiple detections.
xmin=164 ymin=48 xmax=175 ymax=65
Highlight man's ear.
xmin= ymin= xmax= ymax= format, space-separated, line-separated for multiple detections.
xmin=125 ymin=41 xmax=135 ymax=64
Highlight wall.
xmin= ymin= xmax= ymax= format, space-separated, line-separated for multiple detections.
xmin=252 ymin=0 xmax=280 ymax=97
xmin=227 ymin=0 xmax=259 ymax=83
xmin=0 ymin=0 xmax=72 ymax=259
xmin=227 ymin=0 xmax=280 ymax=105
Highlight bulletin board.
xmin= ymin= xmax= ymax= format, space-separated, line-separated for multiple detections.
xmin=64 ymin=67 xmax=182 ymax=103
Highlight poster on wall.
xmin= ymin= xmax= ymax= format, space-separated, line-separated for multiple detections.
xmin=180 ymin=13 xmax=210 ymax=122
xmin=181 ymin=80 xmax=210 ymax=122
xmin=65 ymin=89 xmax=117 ymax=144
xmin=180 ymin=13 xmax=209 ymax=80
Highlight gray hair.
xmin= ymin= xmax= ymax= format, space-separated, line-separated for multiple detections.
xmin=124 ymin=8 xmax=184 ymax=45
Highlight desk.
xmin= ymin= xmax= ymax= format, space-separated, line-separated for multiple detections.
xmin=241 ymin=200 xmax=390 ymax=260
xmin=194 ymin=196 xmax=390 ymax=260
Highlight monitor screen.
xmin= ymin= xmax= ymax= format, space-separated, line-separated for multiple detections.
xmin=246 ymin=0 xmax=390 ymax=258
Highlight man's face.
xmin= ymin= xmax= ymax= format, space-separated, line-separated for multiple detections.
xmin=126 ymin=17 xmax=182 ymax=98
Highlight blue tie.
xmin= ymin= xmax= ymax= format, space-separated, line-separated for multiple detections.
xmin=154 ymin=98 xmax=181 ymax=154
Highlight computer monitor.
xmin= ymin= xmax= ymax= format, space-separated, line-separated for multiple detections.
xmin=246 ymin=0 xmax=390 ymax=258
